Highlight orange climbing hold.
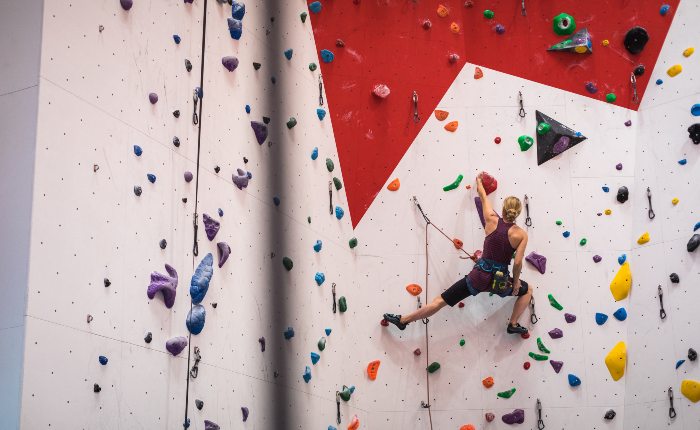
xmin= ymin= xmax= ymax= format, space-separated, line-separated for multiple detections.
xmin=444 ymin=121 xmax=458 ymax=132
xmin=387 ymin=178 xmax=400 ymax=191
xmin=434 ymin=110 xmax=449 ymax=121
xmin=482 ymin=376 xmax=494 ymax=388
xmin=474 ymin=67 xmax=484 ymax=79
xmin=450 ymin=22 xmax=460 ymax=33
xmin=367 ymin=360 xmax=381 ymax=381
xmin=453 ymin=238 xmax=464 ymax=249
xmin=460 ymin=425 xmax=476 ymax=430
xmin=437 ymin=4 xmax=449 ymax=17
xmin=406 ymin=284 xmax=423 ymax=296
xmin=348 ymin=415 xmax=360 ymax=430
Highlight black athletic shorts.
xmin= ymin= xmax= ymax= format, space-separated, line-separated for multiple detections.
xmin=441 ymin=276 xmax=530 ymax=307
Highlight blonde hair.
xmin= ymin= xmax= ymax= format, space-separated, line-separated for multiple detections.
xmin=502 ymin=196 xmax=522 ymax=223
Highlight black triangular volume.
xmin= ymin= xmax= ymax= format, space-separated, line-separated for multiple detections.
xmin=536 ymin=110 xmax=587 ymax=165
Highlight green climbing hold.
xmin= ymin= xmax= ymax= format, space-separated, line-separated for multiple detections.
xmin=579 ymin=238 xmax=587 ymax=246
xmin=553 ymin=13 xmax=576 ymax=36
xmin=548 ymin=293 xmax=563 ymax=310
xmin=282 ymin=257 xmax=294 ymax=271
xmin=556 ymin=220 xmax=563 ymax=226
xmin=443 ymin=174 xmax=464 ymax=191
xmin=286 ymin=117 xmax=297 ymax=129
xmin=338 ymin=385 xmax=354 ymax=401
xmin=309 ymin=63 xmax=317 ymax=71
xmin=427 ymin=362 xmax=441 ymax=373
xmin=349 ymin=238 xmax=358 ymax=249
xmin=300 ymin=11 xmax=308 ymax=23
xmin=483 ymin=9 xmax=494 ymax=19
xmin=326 ymin=158 xmax=335 ymax=172
xmin=537 ymin=337 xmax=551 ymax=354
xmin=333 ymin=177 xmax=343 ymax=190
xmin=338 ymin=296 xmax=347 ymax=313
xmin=497 ymin=388 xmax=516 ymax=399
xmin=606 ymin=93 xmax=617 ymax=103
xmin=537 ymin=122 xmax=551 ymax=135
xmin=529 ymin=352 xmax=549 ymax=361
xmin=518 ymin=135 xmax=534 ymax=151
xmin=459 ymin=339 xmax=466 ymax=347
xmin=318 ymin=337 xmax=326 ymax=351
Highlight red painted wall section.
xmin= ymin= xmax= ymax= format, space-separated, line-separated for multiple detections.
xmin=309 ymin=0 xmax=680 ymax=228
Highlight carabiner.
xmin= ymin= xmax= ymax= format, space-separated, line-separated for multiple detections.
xmin=631 ymin=73 xmax=639 ymax=105
xmin=518 ymin=91 xmax=526 ymax=118
xmin=536 ymin=398 xmax=545 ymax=430
xmin=319 ymin=74 xmax=324 ymax=106
xmin=192 ymin=88 xmax=200 ymax=125
xmin=668 ymin=387 xmax=677 ymax=418
xmin=412 ymin=91 xmax=420 ymax=123
xmin=658 ymin=285 xmax=667 ymax=320
xmin=530 ymin=296 xmax=539 ymax=324
xmin=524 ymin=194 xmax=532 ymax=227
xmin=647 ymin=187 xmax=656 ymax=220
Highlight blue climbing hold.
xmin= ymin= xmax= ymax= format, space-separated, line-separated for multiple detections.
xmin=173 ymin=34 xmax=181 ymax=44
xmin=284 ymin=327 xmax=295 ymax=340
xmin=147 ymin=173 xmax=156 ymax=183
xmin=231 ymin=0 xmax=245 ymax=19
xmin=311 ymin=147 xmax=319 ymax=160
xmin=134 ymin=145 xmax=143 ymax=156
xmin=679 ymin=159 xmax=687 ymax=165
xmin=228 ymin=18 xmax=243 ymax=40
xmin=335 ymin=206 xmax=344 ymax=220
xmin=563 ymin=231 xmax=571 ymax=238
xmin=313 ymin=240 xmax=322 ymax=252
xmin=676 ymin=359 xmax=686 ymax=369
xmin=284 ymin=49 xmax=293 ymax=60
xmin=596 ymin=312 xmax=608 ymax=325
xmin=315 ymin=272 xmax=326 ymax=286
xmin=656 ymin=79 xmax=663 ymax=85
xmin=694 ymin=222 xmax=700 ymax=232
xmin=317 ymin=108 xmax=326 ymax=120
xmin=190 ymin=253 xmax=214 ymax=304
xmin=218 ymin=208 xmax=224 ymax=217
xmin=311 ymin=352 xmax=320 ymax=365
xmin=618 ymin=254 xmax=627 ymax=265
xmin=568 ymin=374 xmax=581 ymax=387
xmin=325 ymin=328 xmax=332 ymax=336
xmin=195 ymin=87 xmax=203 ymax=99
xmin=602 ymin=186 xmax=609 ymax=193
xmin=320 ymin=49 xmax=334 ymax=63
xmin=575 ymin=131 xmax=582 ymax=137
xmin=660 ymin=4 xmax=670 ymax=15
xmin=613 ymin=307 xmax=627 ymax=321
xmin=186 ymin=304 xmax=206 ymax=335
xmin=328 ymin=427 xmax=337 ymax=430
xmin=303 ymin=366 xmax=312 ymax=383
xmin=309 ymin=1 xmax=322 ymax=13
xmin=245 ymin=105 xmax=251 ymax=114
xmin=691 ymin=104 xmax=700 ymax=117
xmin=99 ymin=356 xmax=108 ymax=365
xmin=273 ymin=196 xmax=281 ymax=206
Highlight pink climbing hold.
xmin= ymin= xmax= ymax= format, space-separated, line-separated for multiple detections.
xmin=166 ymin=336 xmax=188 ymax=356
xmin=548 ymin=328 xmax=563 ymax=339
xmin=525 ymin=252 xmax=547 ymax=274
xmin=147 ymin=264 xmax=178 ymax=308
xmin=372 ymin=84 xmax=391 ymax=98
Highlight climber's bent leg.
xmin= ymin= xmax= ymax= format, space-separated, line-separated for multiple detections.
xmin=507 ymin=281 xmax=532 ymax=334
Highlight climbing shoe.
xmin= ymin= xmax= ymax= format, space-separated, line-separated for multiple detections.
xmin=383 ymin=313 xmax=407 ymax=330
xmin=507 ymin=322 xmax=528 ymax=335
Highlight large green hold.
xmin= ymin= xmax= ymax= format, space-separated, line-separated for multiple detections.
xmin=497 ymin=388 xmax=516 ymax=399
xmin=442 ymin=174 xmax=464 ymax=191
xmin=529 ymin=352 xmax=549 ymax=361
xmin=537 ymin=122 xmax=551 ymax=135
xmin=282 ymin=257 xmax=293 ymax=271
xmin=427 ymin=362 xmax=441 ymax=373
xmin=553 ymin=12 xmax=576 ymax=36
xmin=338 ymin=296 xmax=347 ymax=312
xmin=548 ymin=293 xmax=563 ymax=310
xmin=326 ymin=158 xmax=335 ymax=172
xmin=333 ymin=177 xmax=343 ymax=190
xmin=349 ymin=238 xmax=358 ymax=249
xmin=518 ymin=135 xmax=534 ymax=151
xmin=318 ymin=337 xmax=326 ymax=351
xmin=537 ymin=337 xmax=551 ymax=354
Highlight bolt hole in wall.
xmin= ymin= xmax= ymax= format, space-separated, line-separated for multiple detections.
xmin=5 ymin=0 xmax=700 ymax=429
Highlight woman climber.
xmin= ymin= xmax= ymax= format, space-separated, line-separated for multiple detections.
xmin=384 ymin=173 xmax=533 ymax=335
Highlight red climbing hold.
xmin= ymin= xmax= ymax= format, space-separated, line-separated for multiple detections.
xmin=414 ymin=348 xmax=422 ymax=356
xmin=453 ymin=238 xmax=464 ymax=249
xmin=367 ymin=360 xmax=381 ymax=380
xmin=523 ymin=362 xmax=531 ymax=370
xmin=434 ymin=110 xmax=449 ymax=121
xmin=387 ymin=178 xmax=400 ymax=191
xmin=380 ymin=319 xmax=389 ymax=327
xmin=480 ymin=171 xmax=497 ymax=195
xmin=494 ymin=136 xmax=501 ymax=144
xmin=405 ymin=284 xmax=423 ymax=296
xmin=521 ymin=332 xmax=530 ymax=339
xmin=458 ymin=302 xmax=465 ymax=308
xmin=460 ymin=425 xmax=476 ymax=430
xmin=474 ymin=67 xmax=484 ymax=79
xmin=444 ymin=121 xmax=459 ymax=132
xmin=470 ymin=250 xmax=482 ymax=262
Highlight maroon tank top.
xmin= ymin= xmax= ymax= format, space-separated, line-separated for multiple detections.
xmin=467 ymin=217 xmax=516 ymax=292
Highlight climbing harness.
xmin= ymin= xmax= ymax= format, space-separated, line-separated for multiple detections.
xmin=524 ymin=194 xmax=532 ymax=227
xmin=630 ymin=73 xmax=639 ymax=105
xmin=529 ymin=296 xmax=539 ymax=324
xmin=475 ymin=259 xmax=510 ymax=294
xmin=518 ymin=91 xmax=526 ymax=118
xmin=658 ymin=285 xmax=666 ymax=320
xmin=536 ymin=398 xmax=545 ymax=429
xmin=192 ymin=88 xmax=200 ymax=125
xmin=647 ymin=187 xmax=655 ymax=220
xmin=521 ymin=0 xmax=526 ymax=16
xmin=332 ymin=282 xmax=337 ymax=314
xmin=189 ymin=347 xmax=201 ymax=379
xmin=328 ymin=181 xmax=333 ymax=215
xmin=318 ymin=74 xmax=324 ymax=106
xmin=412 ymin=91 xmax=420 ymax=123
xmin=668 ymin=387 xmax=677 ymax=418
xmin=335 ymin=391 xmax=341 ymax=424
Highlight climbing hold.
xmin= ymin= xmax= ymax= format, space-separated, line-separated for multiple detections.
xmin=444 ymin=121 xmax=459 ymax=132
xmin=523 ymin=362 xmax=530 ymax=370
xmin=633 ymin=65 xmax=646 ymax=76
xmin=311 ymin=147 xmax=319 ymax=160
xmin=593 ymin=255 xmax=602 ymax=263
xmin=333 ymin=177 xmax=343 ymax=190
xmin=300 ymin=11 xmax=308 ymax=22
xmin=186 ymin=304 xmax=206 ymax=335
xmin=427 ymin=362 xmax=441 ymax=373
xmin=548 ymin=328 xmax=563 ymax=339
xmin=379 ymin=318 xmax=388 ymax=326
xmin=413 ymin=348 xmax=421 ymax=356
xmin=232 ymin=168 xmax=251 ymax=190
xmin=494 ymin=23 xmax=505 ymax=34
xmin=555 ymin=220 xmax=563 ymax=226
xmin=537 ymin=122 xmax=551 ymax=135
xmin=474 ymin=67 xmax=484 ymax=79
xmin=309 ymin=1 xmax=322 ymax=13
xmin=617 ymin=186 xmax=629 ymax=203
xmin=563 ymin=231 xmax=570 ymax=238
xmin=147 ymin=264 xmax=178 ymax=308
xmin=348 ymin=415 xmax=360 ymax=430
xmin=335 ymin=206 xmax=344 ymax=220
xmin=133 ymin=145 xmax=143 ymax=156
xmin=284 ymin=327 xmax=295 ymax=340
xmin=606 ymin=93 xmax=617 ymax=103
xmin=144 ymin=332 xmax=152 ymax=343
xmin=241 ymin=407 xmax=249 ymax=422
xmin=518 ymin=135 xmax=534 ymax=151
xmin=422 ymin=19 xmax=432 ymax=30
xmin=434 ymin=110 xmax=449 ymax=121
xmin=548 ymin=28 xmax=592 ymax=54
xmin=550 ymin=360 xmax=563 ymax=373
xmin=227 ymin=18 xmax=242 ymax=40
xmin=610 ymin=262 xmax=632 ymax=301
xmin=660 ymin=4 xmax=671 ymax=15
xmin=453 ymin=238 xmax=463 ymax=249
xmin=437 ymin=4 xmax=449 ymax=17
xmin=308 ymin=62 xmax=317 ymax=71
xmin=605 ymin=342 xmax=627 ymax=381
xmin=318 ymin=337 xmax=326 ymax=351
xmin=458 ymin=302 xmax=465 ymax=308
xmin=230 ymin=0 xmax=245 ymax=19
xmin=480 ymin=171 xmax=498 ymax=195
xmin=668 ymin=64 xmax=683 ymax=77
xmin=613 ymin=308 xmax=627 ymax=321
xmin=313 ymin=240 xmax=323 ymax=252
xmin=286 ymin=117 xmax=297 ymax=129
xmin=565 ymin=313 xmax=576 ymax=323
xmin=443 ymin=174 xmax=464 ymax=191
xmin=483 ymin=9 xmax=494 ymax=19
xmin=93 ymin=383 xmax=101 ymax=393
xmin=537 ymin=338 xmax=551 ymax=354
xmin=190 ymin=254 xmax=213 ymax=304
xmin=637 ymin=232 xmax=650 ymax=245
xmin=485 ymin=412 xmax=495 ymax=422
xmin=553 ymin=13 xmax=576 ymax=35
xmin=677 ymin=158 xmax=688 ymax=166
xmin=303 ymin=366 xmax=312 ymax=383
xmin=406 ymin=284 xmax=423 ymax=296
xmin=548 ymin=294 xmax=563 ymax=310
xmin=459 ymin=425 xmax=475 ymax=430
xmin=282 ymin=257 xmax=294 ymax=271
xmin=450 ymin=22 xmax=461 ymax=34
xmin=529 ymin=352 xmax=548 ymax=361
xmin=602 ymin=186 xmax=610 ymax=192
xmin=682 ymin=380 xmax=700 ymax=402
xmin=604 ymin=409 xmax=616 ymax=420
xmin=315 ymin=272 xmax=325 ymax=286
xmin=338 ymin=296 xmax=347 ymax=312
xmin=311 ymin=352 xmax=320 ymax=365
xmin=250 ymin=121 xmax=268 ymax=145
xmin=535 ymin=111 xmax=587 ymax=164
xmin=371 ymin=83 xmax=391 ymax=99
xmin=585 ymin=82 xmax=598 ymax=94
xmin=217 ymin=208 xmax=224 ymax=217
xmin=99 ymin=355 xmax=108 ymax=365
xmin=387 ymin=178 xmax=400 ymax=191
xmin=326 ymin=158 xmax=335 ymax=172
xmin=120 ymin=0 xmax=133 ymax=10
xmin=568 ymin=374 xmax=581 ymax=387
xmin=688 ymin=234 xmax=700 ymax=252
xmin=367 ymin=360 xmax=380 ymax=380
xmin=202 ymin=214 xmax=220 ymax=241
xmin=502 ymin=409 xmax=525 ymax=425
xmin=339 ymin=386 xmax=356 ymax=401
xmin=656 ymin=78 xmax=663 ymax=85
xmin=166 ymin=336 xmax=188 ymax=356
xmin=222 ymin=56 xmax=239 ymax=72
xmin=676 ymin=359 xmax=685 ymax=369
xmin=482 ymin=376 xmax=494 ymax=388
xmin=624 ymin=27 xmax=649 ymax=54
xmin=259 ymin=337 xmax=266 ymax=352
xmin=317 ymin=108 xmax=326 ymax=120
xmin=689 ymin=348 xmax=697 ymax=361
xmin=497 ymin=388 xmax=516 ymax=399
xmin=692 ymin=104 xmax=700 ymax=117
xmin=184 ymin=171 xmax=193 ymax=183
xmin=203 ymin=420 xmax=219 ymax=430
xmin=685 ymin=47 xmax=696 ymax=57
xmin=670 ymin=273 xmax=679 ymax=283
xmin=459 ymin=339 xmax=466 ymax=347
xmin=672 ymin=198 xmax=680 ymax=205
xmin=195 ymin=399 xmax=204 ymax=410
xmin=494 ymin=136 xmax=501 ymax=144
xmin=625 ymin=120 xmax=632 ymax=127
xmin=579 ymin=238 xmax=587 ymax=246
xmin=596 ymin=313 xmax=608 ymax=325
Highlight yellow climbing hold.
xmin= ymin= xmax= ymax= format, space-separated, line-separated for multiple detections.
xmin=604 ymin=209 xmax=612 ymax=215
xmin=681 ymin=379 xmax=700 ymax=403
xmin=637 ymin=232 xmax=650 ymax=245
xmin=605 ymin=341 xmax=627 ymax=381
xmin=672 ymin=198 xmax=679 ymax=205
xmin=602 ymin=39 xmax=610 ymax=47
xmin=610 ymin=262 xmax=632 ymax=301
xmin=683 ymin=47 xmax=695 ymax=57
xmin=667 ymin=64 xmax=683 ymax=77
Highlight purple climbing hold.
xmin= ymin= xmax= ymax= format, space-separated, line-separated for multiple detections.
xmin=166 ymin=336 xmax=188 ymax=356
xmin=525 ymin=252 xmax=547 ymax=274
xmin=222 ymin=56 xmax=239 ymax=72
xmin=585 ymin=82 xmax=598 ymax=94
xmin=624 ymin=120 xmax=632 ymax=127
xmin=120 ymin=0 xmax=133 ymax=11
xmin=552 ymin=135 xmax=571 ymax=155
xmin=184 ymin=171 xmax=194 ymax=182
xmin=217 ymin=242 xmax=231 ymax=268
xmin=227 ymin=18 xmax=243 ymax=40
xmin=190 ymin=253 xmax=214 ymax=304
xmin=186 ymin=304 xmax=206 ymax=335
xmin=258 ymin=337 xmax=266 ymax=352
xmin=593 ymin=255 xmax=602 ymax=263
xmin=550 ymin=360 xmax=563 ymax=373
xmin=616 ymin=163 xmax=623 ymax=171
xmin=241 ymin=406 xmax=249 ymax=422
xmin=204 ymin=420 xmax=220 ymax=430
xmin=148 ymin=92 xmax=158 ymax=104
xmin=202 ymin=214 xmax=220 ymax=241
xmin=495 ymin=23 xmax=506 ymax=34
xmin=147 ymin=264 xmax=178 ymax=308
xmin=502 ymin=409 xmax=525 ymax=425
xmin=565 ymin=313 xmax=577 ymax=323
xmin=548 ymin=328 xmax=563 ymax=339
xmin=232 ymin=168 xmax=250 ymax=189
xmin=251 ymin=121 xmax=268 ymax=144
xmin=474 ymin=196 xmax=486 ymax=228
